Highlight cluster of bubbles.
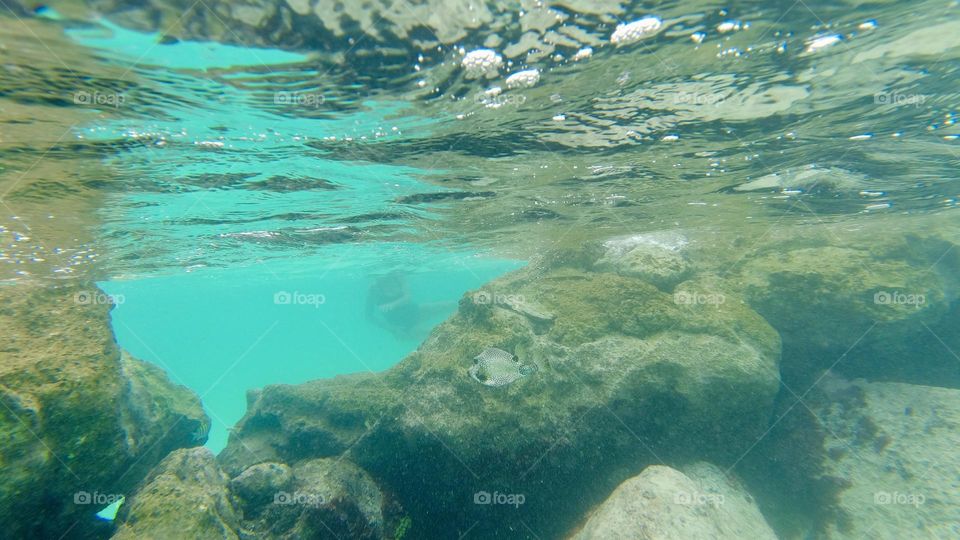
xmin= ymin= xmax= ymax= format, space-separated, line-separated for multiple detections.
xmin=457 ymin=15 xmax=663 ymax=108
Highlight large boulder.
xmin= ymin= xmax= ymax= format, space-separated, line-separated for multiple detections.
xmin=742 ymin=245 xmax=946 ymax=349
xmin=0 ymin=282 xmax=208 ymax=539
xmin=219 ymin=265 xmax=781 ymax=538
xmin=569 ymin=462 xmax=777 ymax=540
xmin=739 ymin=375 xmax=960 ymax=539
xmin=112 ymin=447 xmax=240 ymax=539
xmin=814 ymin=377 xmax=960 ymax=539
xmin=735 ymin=227 xmax=960 ymax=387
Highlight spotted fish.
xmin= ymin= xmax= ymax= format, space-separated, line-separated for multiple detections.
xmin=468 ymin=347 xmax=537 ymax=387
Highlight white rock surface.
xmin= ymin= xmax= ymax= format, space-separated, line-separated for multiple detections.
xmin=570 ymin=463 xmax=777 ymax=540
xmin=815 ymin=376 xmax=960 ymax=539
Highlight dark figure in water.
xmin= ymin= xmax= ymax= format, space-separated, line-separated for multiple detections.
xmin=365 ymin=271 xmax=455 ymax=341
xmin=366 ymin=271 xmax=455 ymax=340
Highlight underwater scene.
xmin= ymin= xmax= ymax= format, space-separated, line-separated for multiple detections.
xmin=1 ymin=0 xmax=959 ymax=538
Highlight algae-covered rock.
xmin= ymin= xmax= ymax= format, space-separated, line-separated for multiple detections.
xmin=742 ymin=246 xmax=947 ymax=339
xmin=113 ymin=447 xmax=240 ymax=539
xmin=229 ymin=461 xmax=293 ymax=511
xmin=0 ymin=282 xmax=208 ymax=538
xmin=219 ymin=373 xmax=394 ymax=472
xmin=594 ymin=231 xmax=692 ymax=289
xmin=116 ymin=452 xmax=387 ymax=540
xmin=220 ymin=265 xmax=781 ymax=538
xmin=742 ymin=375 xmax=960 ymax=539
xmin=812 ymin=377 xmax=960 ymax=539
xmin=570 ymin=463 xmax=777 ymax=540
xmin=739 ymin=242 xmax=958 ymax=386
xmin=234 ymin=457 xmax=386 ymax=540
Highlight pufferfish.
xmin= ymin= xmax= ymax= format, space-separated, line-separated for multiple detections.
xmin=468 ymin=347 xmax=537 ymax=387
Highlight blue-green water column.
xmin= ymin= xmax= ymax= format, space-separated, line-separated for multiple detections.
xmin=101 ymin=255 xmax=520 ymax=452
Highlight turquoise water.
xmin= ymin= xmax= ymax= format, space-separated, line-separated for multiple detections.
xmin=101 ymin=255 xmax=519 ymax=451
xmin=65 ymin=21 xmax=523 ymax=452
xmin=2 ymin=1 xmax=960 ymax=538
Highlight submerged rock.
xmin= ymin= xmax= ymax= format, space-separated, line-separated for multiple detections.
xmin=116 ymin=451 xmax=388 ymax=540
xmin=219 ymin=265 xmax=780 ymax=538
xmin=739 ymin=239 xmax=958 ymax=386
xmin=113 ymin=447 xmax=240 ymax=539
xmin=0 ymin=282 xmax=208 ymax=539
xmin=229 ymin=461 xmax=293 ymax=511
xmin=812 ymin=377 xmax=960 ymax=539
xmin=570 ymin=462 xmax=776 ymax=539
xmin=740 ymin=374 xmax=960 ymax=539
xmin=231 ymin=458 xmax=387 ymax=540
xmin=594 ymin=231 xmax=692 ymax=289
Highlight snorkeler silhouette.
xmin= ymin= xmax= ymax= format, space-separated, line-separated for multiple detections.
xmin=365 ymin=271 xmax=455 ymax=341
